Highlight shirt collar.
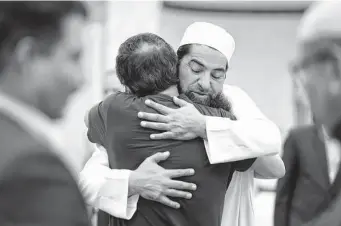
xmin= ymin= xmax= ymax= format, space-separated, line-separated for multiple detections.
xmin=321 ymin=125 xmax=332 ymax=141
xmin=0 ymin=90 xmax=57 ymax=134
xmin=0 ymin=90 xmax=72 ymax=159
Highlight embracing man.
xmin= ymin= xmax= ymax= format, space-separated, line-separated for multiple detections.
xmin=80 ymin=22 xmax=284 ymax=226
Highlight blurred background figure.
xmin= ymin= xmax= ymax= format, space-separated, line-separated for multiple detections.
xmin=0 ymin=1 xmax=90 ymax=226
xmin=274 ymin=1 xmax=341 ymax=226
xmin=274 ymin=116 xmax=341 ymax=226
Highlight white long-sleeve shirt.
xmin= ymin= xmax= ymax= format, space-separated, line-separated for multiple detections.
xmin=78 ymin=144 xmax=139 ymax=220
xmin=78 ymin=84 xmax=281 ymax=220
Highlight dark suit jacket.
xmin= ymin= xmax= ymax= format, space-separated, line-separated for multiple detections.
xmin=274 ymin=125 xmax=341 ymax=226
xmin=0 ymin=112 xmax=90 ymax=226
xmin=299 ymin=121 xmax=341 ymax=226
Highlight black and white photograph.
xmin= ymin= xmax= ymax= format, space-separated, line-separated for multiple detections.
xmin=1 ymin=1 xmax=341 ymax=226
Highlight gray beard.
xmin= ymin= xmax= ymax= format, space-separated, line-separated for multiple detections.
xmin=184 ymin=90 xmax=234 ymax=116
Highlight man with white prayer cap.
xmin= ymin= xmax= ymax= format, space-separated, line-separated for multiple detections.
xmin=275 ymin=1 xmax=341 ymax=226
xmin=79 ymin=22 xmax=284 ymax=226
xmin=179 ymin=22 xmax=236 ymax=64
xmin=139 ymin=21 xmax=285 ymax=226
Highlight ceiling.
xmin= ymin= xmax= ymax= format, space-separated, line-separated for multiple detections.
xmin=163 ymin=1 xmax=314 ymax=13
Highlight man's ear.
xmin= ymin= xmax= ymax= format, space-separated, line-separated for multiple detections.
xmin=14 ymin=37 xmax=35 ymax=66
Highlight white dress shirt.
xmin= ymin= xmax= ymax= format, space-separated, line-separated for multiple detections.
xmin=204 ymin=85 xmax=281 ymax=163
xmin=78 ymin=144 xmax=139 ymax=220
xmin=78 ymin=84 xmax=281 ymax=221
xmin=322 ymin=126 xmax=341 ymax=183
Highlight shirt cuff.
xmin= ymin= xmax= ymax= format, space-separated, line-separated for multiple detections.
xmin=205 ymin=116 xmax=265 ymax=164
xmin=96 ymin=169 xmax=139 ymax=219
xmin=205 ymin=116 xmax=237 ymax=164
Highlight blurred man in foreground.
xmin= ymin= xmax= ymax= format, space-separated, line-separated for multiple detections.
xmin=0 ymin=2 xmax=89 ymax=225
xmin=275 ymin=1 xmax=341 ymax=226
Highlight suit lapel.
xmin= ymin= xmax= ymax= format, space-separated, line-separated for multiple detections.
xmin=311 ymin=126 xmax=330 ymax=189
xmin=329 ymin=162 xmax=341 ymax=198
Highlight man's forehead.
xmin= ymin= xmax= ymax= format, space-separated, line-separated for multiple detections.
xmin=188 ymin=45 xmax=227 ymax=67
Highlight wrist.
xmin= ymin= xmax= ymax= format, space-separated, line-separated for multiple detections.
xmin=196 ymin=115 xmax=207 ymax=139
xmin=128 ymin=171 xmax=140 ymax=197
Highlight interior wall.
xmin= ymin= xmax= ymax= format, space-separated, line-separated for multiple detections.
xmin=105 ymin=1 xmax=162 ymax=71
xmin=159 ymin=7 xmax=302 ymax=137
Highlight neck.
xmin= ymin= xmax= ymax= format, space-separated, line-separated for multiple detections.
xmin=160 ymin=85 xmax=179 ymax=97
xmin=0 ymin=73 xmax=38 ymax=110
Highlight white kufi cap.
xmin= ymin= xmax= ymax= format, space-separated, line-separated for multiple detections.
xmin=298 ymin=1 xmax=341 ymax=42
xmin=179 ymin=22 xmax=235 ymax=64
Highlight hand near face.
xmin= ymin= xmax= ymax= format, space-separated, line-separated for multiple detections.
xmin=137 ymin=97 xmax=207 ymax=140
xmin=129 ymin=152 xmax=197 ymax=209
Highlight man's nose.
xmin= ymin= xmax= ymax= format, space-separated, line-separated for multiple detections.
xmin=198 ymin=72 xmax=210 ymax=92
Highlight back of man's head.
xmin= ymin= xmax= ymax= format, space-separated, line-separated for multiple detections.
xmin=0 ymin=1 xmax=87 ymax=73
xmin=116 ymin=33 xmax=178 ymax=97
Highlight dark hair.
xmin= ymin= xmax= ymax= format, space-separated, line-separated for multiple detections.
xmin=177 ymin=44 xmax=191 ymax=63
xmin=177 ymin=44 xmax=229 ymax=70
xmin=116 ymin=33 xmax=178 ymax=97
xmin=0 ymin=1 xmax=87 ymax=71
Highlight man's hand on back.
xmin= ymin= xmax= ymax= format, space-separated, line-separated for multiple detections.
xmin=128 ymin=151 xmax=197 ymax=209
xmin=138 ymin=97 xmax=207 ymax=140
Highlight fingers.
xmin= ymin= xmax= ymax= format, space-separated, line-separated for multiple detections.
xmin=140 ymin=121 xmax=169 ymax=131
xmin=150 ymin=132 xmax=175 ymax=140
xmin=145 ymin=99 xmax=173 ymax=115
xmin=166 ymin=180 xmax=197 ymax=191
xmin=147 ymin=152 xmax=170 ymax=163
xmin=173 ymin=96 xmax=189 ymax=107
xmin=165 ymin=168 xmax=195 ymax=178
xmin=138 ymin=112 xmax=170 ymax=123
xmin=164 ymin=189 xmax=192 ymax=199
xmin=157 ymin=196 xmax=180 ymax=209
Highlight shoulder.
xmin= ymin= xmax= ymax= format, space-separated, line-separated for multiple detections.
xmin=222 ymin=84 xmax=255 ymax=106
xmin=105 ymin=92 xmax=144 ymax=109
xmin=222 ymin=84 xmax=248 ymax=97
xmin=0 ymin=114 xmax=45 ymax=169
xmin=0 ymin=113 xmax=68 ymax=174
xmin=5 ymin=149 xmax=68 ymax=175
xmin=0 ymin=135 xmax=76 ymax=186
xmin=0 ymin=148 xmax=88 ymax=225
xmin=0 ymin=143 xmax=69 ymax=185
